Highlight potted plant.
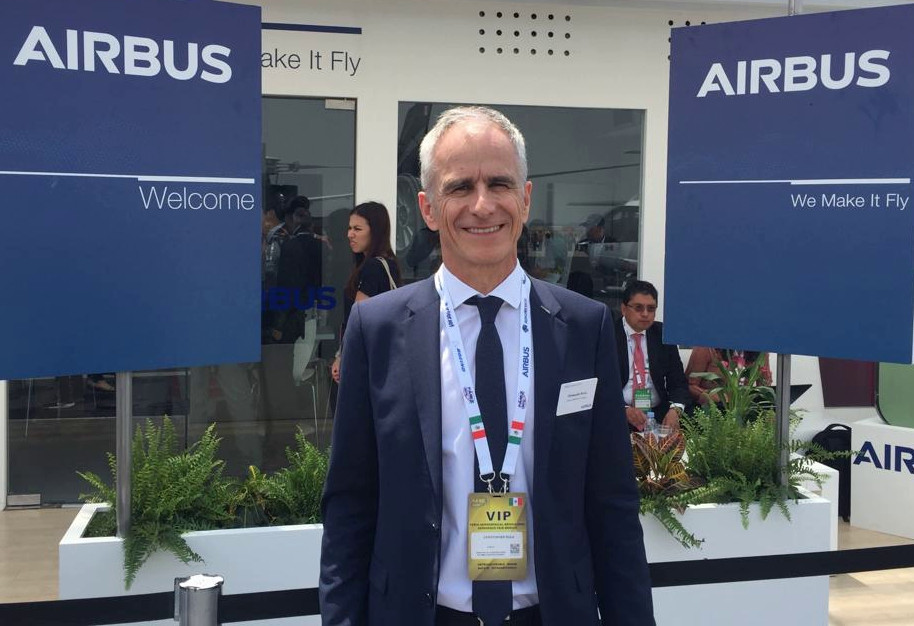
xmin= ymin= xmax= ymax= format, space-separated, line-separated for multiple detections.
xmin=78 ymin=419 xmax=236 ymax=587
xmin=60 ymin=396 xmax=835 ymax=626
xmin=639 ymin=356 xmax=839 ymax=625
xmin=61 ymin=418 xmax=329 ymax=597
xmin=683 ymin=404 xmax=831 ymax=527
xmin=631 ymin=429 xmax=714 ymax=548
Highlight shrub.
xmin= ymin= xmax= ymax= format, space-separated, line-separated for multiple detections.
xmin=79 ymin=418 xmax=329 ymax=587
xmin=683 ymin=404 xmax=826 ymax=528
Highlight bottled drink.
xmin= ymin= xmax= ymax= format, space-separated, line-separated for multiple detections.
xmin=645 ymin=411 xmax=658 ymax=437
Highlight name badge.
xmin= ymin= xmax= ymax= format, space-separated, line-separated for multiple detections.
xmin=467 ymin=492 xmax=528 ymax=581
xmin=634 ymin=388 xmax=652 ymax=410
xmin=556 ymin=377 xmax=598 ymax=416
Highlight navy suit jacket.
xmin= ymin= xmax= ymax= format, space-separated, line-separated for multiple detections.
xmin=614 ymin=319 xmax=690 ymax=419
xmin=320 ymin=276 xmax=654 ymax=625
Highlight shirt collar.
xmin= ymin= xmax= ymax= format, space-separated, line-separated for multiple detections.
xmin=622 ymin=316 xmax=645 ymax=341
xmin=440 ymin=261 xmax=524 ymax=310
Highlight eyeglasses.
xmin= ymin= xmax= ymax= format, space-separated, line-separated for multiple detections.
xmin=624 ymin=303 xmax=657 ymax=314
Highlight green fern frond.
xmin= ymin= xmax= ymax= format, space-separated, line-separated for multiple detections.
xmin=78 ymin=417 xmax=235 ymax=589
xmin=640 ymin=497 xmax=704 ymax=549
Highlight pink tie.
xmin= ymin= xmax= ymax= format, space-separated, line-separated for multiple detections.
xmin=632 ymin=333 xmax=647 ymax=390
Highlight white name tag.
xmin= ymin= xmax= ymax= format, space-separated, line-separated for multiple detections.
xmin=470 ymin=532 xmax=524 ymax=560
xmin=556 ymin=377 xmax=598 ymax=416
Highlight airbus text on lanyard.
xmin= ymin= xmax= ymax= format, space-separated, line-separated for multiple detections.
xmin=434 ymin=270 xmax=533 ymax=493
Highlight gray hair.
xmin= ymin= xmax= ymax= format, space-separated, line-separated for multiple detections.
xmin=419 ymin=106 xmax=528 ymax=198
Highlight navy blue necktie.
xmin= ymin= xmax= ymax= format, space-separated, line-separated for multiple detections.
xmin=468 ymin=295 xmax=512 ymax=626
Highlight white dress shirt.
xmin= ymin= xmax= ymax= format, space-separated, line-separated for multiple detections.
xmin=621 ymin=317 xmax=661 ymax=408
xmin=436 ymin=262 xmax=538 ymax=611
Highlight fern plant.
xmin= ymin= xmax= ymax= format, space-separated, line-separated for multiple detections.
xmin=260 ymin=428 xmax=329 ymax=525
xmin=227 ymin=465 xmax=274 ymax=528
xmin=224 ymin=429 xmax=330 ymax=527
xmin=79 ymin=421 xmax=330 ymax=587
xmin=79 ymin=418 xmax=235 ymax=588
xmin=682 ymin=404 xmax=827 ymax=528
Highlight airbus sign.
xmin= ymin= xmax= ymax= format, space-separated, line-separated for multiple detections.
xmin=14 ymin=25 xmax=233 ymax=83
xmin=697 ymin=50 xmax=890 ymax=97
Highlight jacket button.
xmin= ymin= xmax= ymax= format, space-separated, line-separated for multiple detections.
xmin=430 ymin=521 xmax=439 ymax=534
xmin=424 ymin=592 xmax=434 ymax=606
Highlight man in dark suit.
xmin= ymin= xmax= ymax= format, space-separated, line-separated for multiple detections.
xmin=320 ymin=107 xmax=654 ymax=625
xmin=614 ymin=280 xmax=690 ymax=432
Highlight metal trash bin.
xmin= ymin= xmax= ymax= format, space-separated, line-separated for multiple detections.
xmin=174 ymin=574 xmax=224 ymax=626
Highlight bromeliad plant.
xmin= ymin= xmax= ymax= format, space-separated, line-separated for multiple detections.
xmin=689 ymin=351 xmax=775 ymax=425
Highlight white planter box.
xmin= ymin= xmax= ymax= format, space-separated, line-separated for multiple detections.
xmin=61 ymin=492 xmax=832 ymax=626
xmin=643 ymin=488 xmax=832 ymax=626
xmin=59 ymin=503 xmax=322 ymax=626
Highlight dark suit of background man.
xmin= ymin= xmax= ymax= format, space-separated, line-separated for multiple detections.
xmin=319 ymin=106 xmax=654 ymax=626
xmin=615 ymin=280 xmax=690 ymax=432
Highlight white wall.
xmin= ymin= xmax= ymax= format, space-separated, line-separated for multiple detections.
xmin=254 ymin=0 xmax=889 ymax=427
xmin=257 ymin=0 xmax=785 ymax=305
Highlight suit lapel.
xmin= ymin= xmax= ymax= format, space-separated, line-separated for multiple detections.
xmin=647 ymin=323 xmax=664 ymax=399
xmin=406 ymin=279 xmax=443 ymax=508
xmin=530 ymin=282 xmax=566 ymax=494
xmin=647 ymin=324 xmax=661 ymax=374
xmin=616 ymin=318 xmax=628 ymax=384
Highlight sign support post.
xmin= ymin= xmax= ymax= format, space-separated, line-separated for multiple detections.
xmin=772 ymin=1 xmax=802 ymax=488
xmin=775 ymin=355 xmax=791 ymax=487
xmin=115 ymin=372 xmax=132 ymax=538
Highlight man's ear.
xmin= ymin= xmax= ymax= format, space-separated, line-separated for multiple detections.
xmin=418 ymin=191 xmax=439 ymax=231
xmin=522 ymin=180 xmax=532 ymax=223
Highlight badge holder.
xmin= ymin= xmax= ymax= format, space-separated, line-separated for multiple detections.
xmin=467 ymin=485 xmax=528 ymax=582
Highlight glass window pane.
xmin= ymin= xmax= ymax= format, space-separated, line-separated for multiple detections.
xmin=395 ymin=102 xmax=643 ymax=312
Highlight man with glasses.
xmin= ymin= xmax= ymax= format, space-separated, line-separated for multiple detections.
xmin=615 ymin=280 xmax=690 ymax=432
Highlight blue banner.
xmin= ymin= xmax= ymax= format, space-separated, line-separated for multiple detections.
xmin=0 ymin=0 xmax=262 ymax=378
xmin=665 ymin=5 xmax=914 ymax=363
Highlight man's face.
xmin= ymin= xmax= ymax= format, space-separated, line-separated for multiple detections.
xmin=417 ymin=121 xmax=531 ymax=281
xmin=292 ymin=208 xmax=310 ymax=232
xmin=622 ymin=293 xmax=657 ymax=333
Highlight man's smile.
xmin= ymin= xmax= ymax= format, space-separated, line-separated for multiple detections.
xmin=464 ymin=225 xmax=503 ymax=234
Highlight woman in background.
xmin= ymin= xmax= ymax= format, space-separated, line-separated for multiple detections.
xmin=685 ymin=347 xmax=772 ymax=407
xmin=331 ymin=202 xmax=401 ymax=383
